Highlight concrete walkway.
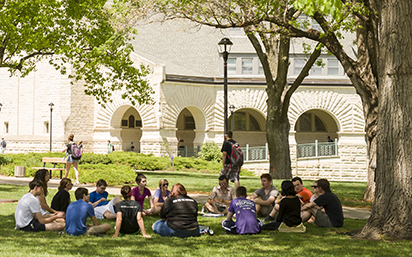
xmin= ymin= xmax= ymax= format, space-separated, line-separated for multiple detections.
xmin=0 ymin=175 xmax=371 ymax=220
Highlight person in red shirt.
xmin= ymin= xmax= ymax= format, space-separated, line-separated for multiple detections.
xmin=292 ymin=177 xmax=313 ymax=204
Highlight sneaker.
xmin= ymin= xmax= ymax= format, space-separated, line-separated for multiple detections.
xmin=264 ymin=215 xmax=275 ymax=222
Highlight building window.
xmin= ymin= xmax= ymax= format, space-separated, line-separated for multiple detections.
xmin=136 ymin=120 xmax=142 ymax=127
xmin=296 ymin=113 xmax=327 ymax=132
xmin=121 ymin=120 xmax=128 ymax=127
xmin=44 ymin=122 xmax=49 ymax=134
xmin=327 ymin=59 xmax=339 ymax=75
xmin=184 ymin=116 xmax=195 ymax=130
xmin=4 ymin=122 xmax=8 ymax=134
xmin=291 ymin=55 xmax=343 ymax=77
xmin=241 ymin=58 xmax=253 ymax=74
xmin=128 ymin=115 xmax=135 ymax=128
xmin=228 ymin=58 xmax=237 ymax=75
xmin=230 ymin=111 xmax=261 ymax=131
xmin=258 ymin=60 xmax=264 ymax=74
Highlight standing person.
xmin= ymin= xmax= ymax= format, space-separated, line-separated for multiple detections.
xmin=0 ymin=137 xmax=6 ymax=154
xmin=107 ymin=140 xmax=113 ymax=154
xmin=248 ymin=173 xmax=279 ymax=218
xmin=262 ymin=181 xmax=302 ymax=231
xmin=151 ymin=179 xmax=171 ymax=216
xmin=15 ymin=180 xmax=65 ymax=232
xmin=65 ymin=187 xmax=111 ymax=236
xmin=131 ymin=173 xmax=155 ymax=216
xmin=301 ymin=179 xmax=344 ymax=228
xmin=152 ymin=183 xmax=200 ymax=238
xmin=112 ymin=186 xmax=151 ymax=238
xmin=203 ymin=175 xmax=236 ymax=215
xmin=221 ymin=186 xmax=260 ymax=235
xmin=221 ymin=131 xmax=241 ymax=188
xmin=51 ymin=178 xmax=73 ymax=213
xmin=33 ymin=169 xmax=61 ymax=216
xmin=62 ymin=134 xmax=80 ymax=184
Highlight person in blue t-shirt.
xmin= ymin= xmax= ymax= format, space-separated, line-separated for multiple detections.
xmin=89 ymin=179 xmax=121 ymax=220
xmin=65 ymin=187 xmax=111 ymax=236
xmin=221 ymin=186 xmax=260 ymax=235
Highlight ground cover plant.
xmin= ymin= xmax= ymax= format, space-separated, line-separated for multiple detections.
xmin=0 ymin=184 xmax=411 ymax=257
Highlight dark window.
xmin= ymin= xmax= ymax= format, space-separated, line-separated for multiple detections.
xmin=184 ymin=116 xmax=195 ymax=130
xmin=129 ymin=115 xmax=135 ymax=128
xmin=121 ymin=120 xmax=128 ymax=127
xmin=136 ymin=120 xmax=142 ymax=127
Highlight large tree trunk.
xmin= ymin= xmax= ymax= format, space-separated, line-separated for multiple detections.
xmin=358 ymin=0 xmax=412 ymax=239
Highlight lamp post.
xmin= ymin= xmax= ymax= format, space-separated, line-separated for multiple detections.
xmin=229 ymin=105 xmax=235 ymax=132
xmin=49 ymin=102 xmax=54 ymax=152
xmin=218 ymin=37 xmax=233 ymax=135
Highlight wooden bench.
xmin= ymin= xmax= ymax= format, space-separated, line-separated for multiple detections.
xmin=32 ymin=157 xmax=67 ymax=179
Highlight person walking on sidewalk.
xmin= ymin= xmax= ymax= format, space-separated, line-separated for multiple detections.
xmin=221 ymin=131 xmax=241 ymax=188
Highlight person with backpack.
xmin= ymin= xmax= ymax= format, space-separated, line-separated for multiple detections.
xmin=221 ymin=131 xmax=242 ymax=188
xmin=62 ymin=134 xmax=80 ymax=184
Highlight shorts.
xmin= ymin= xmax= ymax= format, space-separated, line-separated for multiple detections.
xmin=314 ymin=209 xmax=333 ymax=227
xmin=257 ymin=204 xmax=274 ymax=217
xmin=19 ymin=219 xmax=46 ymax=232
xmin=67 ymin=155 xmax=79 ymax=163
xmin=220 ymin=164 xmax=240 ymax=183
xmin=94 ymin=199 xmax=115 ymax=219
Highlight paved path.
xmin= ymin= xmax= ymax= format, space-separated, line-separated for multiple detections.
xmin=0 ymin=175 xmax=371 ymax=220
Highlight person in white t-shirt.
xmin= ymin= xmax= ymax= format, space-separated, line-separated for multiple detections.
xmin=15 ymin=180 xmax=65 ymax=232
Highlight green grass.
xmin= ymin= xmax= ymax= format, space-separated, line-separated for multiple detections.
xmin=1 ymin=184 xmax=412 ymax=256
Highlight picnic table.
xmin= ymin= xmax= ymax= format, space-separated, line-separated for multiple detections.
xmin=32 ymin=157 xmax=67 ymax=179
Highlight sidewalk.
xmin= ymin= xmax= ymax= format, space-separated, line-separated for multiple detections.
xmin=0 ymin=175 xmax=371 ymax=220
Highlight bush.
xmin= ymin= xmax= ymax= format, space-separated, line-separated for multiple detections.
xmin=198 ymin=142 xmax=221 ymax=162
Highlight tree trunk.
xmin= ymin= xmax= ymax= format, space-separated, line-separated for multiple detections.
xmin=358 ymin=0 xmax=412 ymax=239
xmin=266 ymin=33 xmax=292 ymax=179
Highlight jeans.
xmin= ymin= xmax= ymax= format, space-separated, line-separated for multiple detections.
xmin=152 ymin=220 xmax=200 ymax=238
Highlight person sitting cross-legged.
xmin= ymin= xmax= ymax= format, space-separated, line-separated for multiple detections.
xmin=112 ymin=186 xmax=151 ymax=238
xmin=65 ymin=187 xmax=111 ymax=236
xmin=221 ymin=186 xmax=261 ymax=235
xmin=247 ymin=173 xmax=279 ymax=218
xmin=203 ymin=175 xmax=236 ymax=215
xmin=15 ymin=180 xmax=65 ymax=232
xmin=89 ymin=179 xmax=122 ymax=220
xmin=301 ymin=179 xmax=344 ymax=228
xmin=264 ymin=176 xmax=313 ymax=221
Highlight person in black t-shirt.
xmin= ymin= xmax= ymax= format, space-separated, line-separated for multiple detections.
xmin=152 ymin=183 xmax=199 ymax=238
xmin=301 ymin=179 xmax=344 ymax=227
xmin=221 ymin=131 xmax=241 ymax=188
xmin=51 ymin=178 xmax=72 ymax=213
xmin=112 ymin=186 xmax=151 ymax=238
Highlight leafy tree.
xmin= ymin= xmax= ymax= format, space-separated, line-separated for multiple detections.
xmin=151 ymin=0 xmax=322 ymax=179
xmin=198 ymin=142 xmax=221 ymax=162
xmin=0 ymin=0 xmax=154 ymax=106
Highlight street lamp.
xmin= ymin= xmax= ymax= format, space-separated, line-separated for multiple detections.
xmin=218 ymin=37 xmax=233 ymax=135
xmin=229 ymin=105 xmax=235 ymax=132
xmin=49 ymin=102 xmax=54 ymax=152
xmin=0 ymin=103 xmax=2 ymax=112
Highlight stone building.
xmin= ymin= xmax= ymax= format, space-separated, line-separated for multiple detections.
xmin=0 ymin=19 xmax=367 ymax=181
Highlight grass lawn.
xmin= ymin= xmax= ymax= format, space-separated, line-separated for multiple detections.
xmin=1 ymin=183 xmax=411 ymax=256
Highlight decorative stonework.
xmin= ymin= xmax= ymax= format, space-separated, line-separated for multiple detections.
xmin=289 ymin=90 xmax=365 ymax=133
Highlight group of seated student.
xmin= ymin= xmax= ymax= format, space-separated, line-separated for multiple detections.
xmin=14 ymin=170 xmax=343 ymax=237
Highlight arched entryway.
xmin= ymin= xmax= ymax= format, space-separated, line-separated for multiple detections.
xmin=228 ymin=108 xmax=266 ymax=147
xmin=110 ymin=106 xmax=143 ymax=152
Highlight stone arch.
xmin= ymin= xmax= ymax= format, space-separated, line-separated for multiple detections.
xmin=289 ymin=90 xmax=364 ymax=133
xmin=162 ymin=86 xmax=214 ymax=131
xmin=95 ymin=92 xmax=156 ymax=130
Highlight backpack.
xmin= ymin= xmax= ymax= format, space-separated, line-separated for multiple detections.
xmin=112 ymin=145 xmax=115 ymax=152
xmin=70 ymin=143 xmax=82 ymax=159
xmin=1 ymin=140 xmax=6 ymax=148
xmin=228 ymin=141 xmax=244 ymax=167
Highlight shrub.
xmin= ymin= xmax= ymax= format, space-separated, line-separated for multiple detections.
xmin=198 ymin=142 xmax=221 ymax=162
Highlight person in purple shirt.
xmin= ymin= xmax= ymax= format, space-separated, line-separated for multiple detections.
xmin=221 ymin=186 xmax=261 ymax=235
xmin=151 ymin=179 xmax=171 ymax=215
xmin=131 ymin=173 xmax=155 ymax=216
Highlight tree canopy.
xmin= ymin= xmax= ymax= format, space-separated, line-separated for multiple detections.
xmin=0 ymin=0 xmax=153 ymax=106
